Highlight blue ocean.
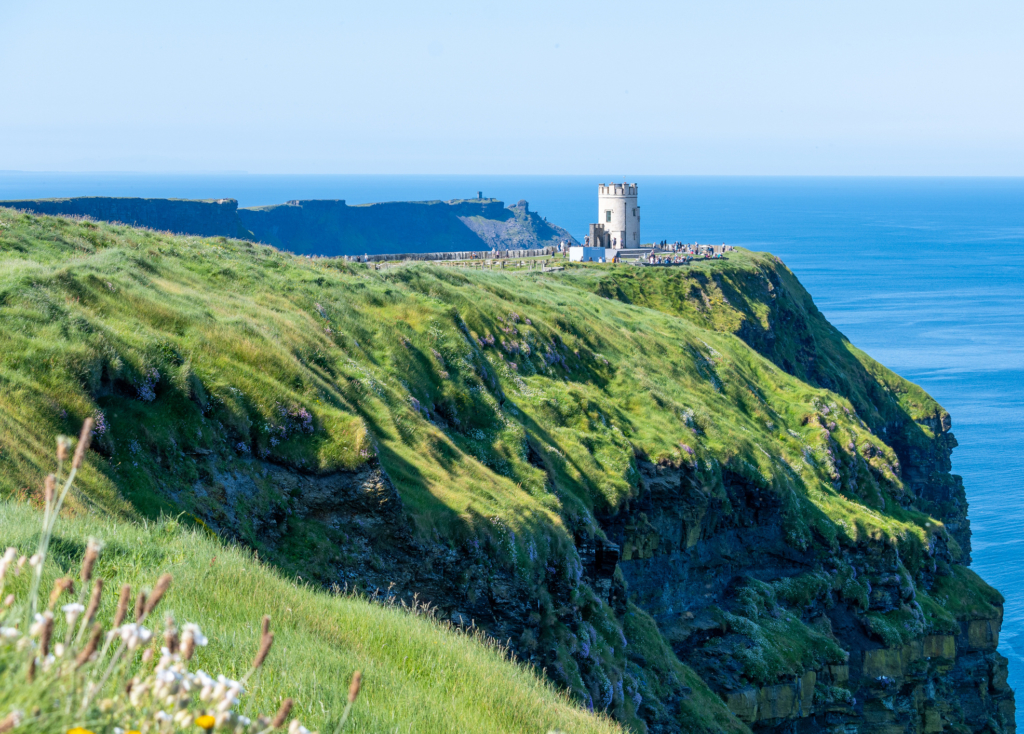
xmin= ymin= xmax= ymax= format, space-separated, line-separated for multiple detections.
xmin=3 ymin=173 xmax=1022 ymax=718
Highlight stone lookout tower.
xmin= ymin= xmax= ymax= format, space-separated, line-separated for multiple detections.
xmin=588 ymin=182 xmax=639 ymax=249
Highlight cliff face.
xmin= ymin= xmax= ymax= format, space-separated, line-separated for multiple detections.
xmin=238 ymin=199 xmax=490 ymax=255
xmin=574 ymin=261 xmax=1014 ymax=732
xmin=0 ymin=195 xmax=578 ymax=254
xmin=603 ymin=457 xmax=1012 ymax=733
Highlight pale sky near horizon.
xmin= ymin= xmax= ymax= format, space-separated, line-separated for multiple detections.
xmin=1 ymin=0 xmax=1022 ymax=175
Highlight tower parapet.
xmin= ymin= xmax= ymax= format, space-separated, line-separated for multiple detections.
xmin=598 ymin=183 xmax=638 ymax=197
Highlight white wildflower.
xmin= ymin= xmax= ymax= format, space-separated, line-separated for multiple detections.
xmin=288 ymin=720 xmax=310 ymax=734
xmin=0 ymin=711 xmax=22 ymax=729
xmin=119 ymin=623 xmax=153 ymax=650
xmin=0 ymin=547 xmax=16 ymax=579
xmin=62 ymin=602 xmax=85 ymax=626
xmin=181 ymin=622 xmax=208 ymax=647
xmin=29 ymin=612 xmax=51 ymax=636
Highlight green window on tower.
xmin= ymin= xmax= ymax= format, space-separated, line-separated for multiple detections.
xmin=605 ymin=210 xmax=611 ymax=223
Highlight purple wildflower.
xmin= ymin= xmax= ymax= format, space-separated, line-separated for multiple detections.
xmin=136 ymin=368 xmax=160 ymax=402
xmin=92 ymin=412 xmax=109 ymax=436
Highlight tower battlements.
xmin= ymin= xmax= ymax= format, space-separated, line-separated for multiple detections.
xmin=599 ymin=183 xmax=638 ymax=197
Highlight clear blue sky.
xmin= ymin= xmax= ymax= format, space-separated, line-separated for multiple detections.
xmin=2 ymin=0 xmax=1021 ymax=175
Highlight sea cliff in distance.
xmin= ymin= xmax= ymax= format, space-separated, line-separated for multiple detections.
xmin=0 ymin=195 xmax=578 ymax=255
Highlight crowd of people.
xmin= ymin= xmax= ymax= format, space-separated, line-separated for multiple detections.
xmin=641 ymin=242 xmax=734 ymax=265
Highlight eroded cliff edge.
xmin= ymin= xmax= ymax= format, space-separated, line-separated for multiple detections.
xmin=0 ymin=211 xmax=1011 ymax=734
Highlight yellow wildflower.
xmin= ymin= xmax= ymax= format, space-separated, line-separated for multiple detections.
xmin=196 ymin=715 xmax=216 ymax=730
xmin=68 ymin=728 xmax=95 ymax=734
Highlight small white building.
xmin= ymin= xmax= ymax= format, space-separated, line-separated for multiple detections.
xmin=569 ymin=246 xmax=617 ymax=263
xmin=587 ymin=182 xmax=639 ymax=249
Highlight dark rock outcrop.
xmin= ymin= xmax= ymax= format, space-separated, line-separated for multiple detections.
xmin=601 ymin=457 xmax=1015 ymax=733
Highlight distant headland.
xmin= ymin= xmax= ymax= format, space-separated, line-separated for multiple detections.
xmin=0 ymin=194 xmax=579 ymax=256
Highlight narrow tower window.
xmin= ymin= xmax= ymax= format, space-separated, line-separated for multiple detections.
xmin=605 ymin=210 xmax=611 ymax=223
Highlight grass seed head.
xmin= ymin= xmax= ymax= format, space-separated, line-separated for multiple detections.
xmin=39 ymin=614 xmax=54 ymax=657
xmin=43 ymin=474 xmax=55 ymax=505
xmin=271 ymin=698 xmax=293 ymax=728
xmin=75 ymin=624 xmax=103 ymax=668
xmin=253 ymin=631 xmax=274 ymax=669
xmin=48 ymin=577 xmax=74 ymax=609
xmin=164 ymin=616 xmax=179 ymax=655
xmin=84 ymin=578 xmax=103 ymax=624
xmin=181 ymin=635 xmax=194 ymax=660
xmin=56 ymin=436 xmax=70 ymax=463
xmin=144 ymin=573 xmax=172 ymax=617
xmin=80 ymin=538 xmax=101 ymax=584
xmin=114 ymin=584 xmax=131 ymax=627
xmin=134 ymin=590 xmax=147 ymax=622
xmin=348 ymin=671 xmax=362 ymax=704
xmin=71 ymin=418 xmax=94 ymax=470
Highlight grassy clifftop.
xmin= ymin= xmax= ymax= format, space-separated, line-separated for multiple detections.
xmin=0 ymin=207 xmax=1000 ymax=732
xmin=0 ymin=211 xmax=943 ymax=550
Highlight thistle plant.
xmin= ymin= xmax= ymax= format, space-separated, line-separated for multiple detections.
xmin=0 ymin=421 xmax=363 ymax=734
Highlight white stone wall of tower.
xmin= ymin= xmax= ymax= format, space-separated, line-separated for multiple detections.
xmin=597 ymin=184 xmax=640 ymax=248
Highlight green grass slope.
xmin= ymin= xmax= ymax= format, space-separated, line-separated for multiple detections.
xmin=0 ymin=501 xmax=621 ymax=734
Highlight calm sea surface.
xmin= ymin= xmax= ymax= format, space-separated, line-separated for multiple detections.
xmin=3 ymin=173 xmax=1022 ymax=717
